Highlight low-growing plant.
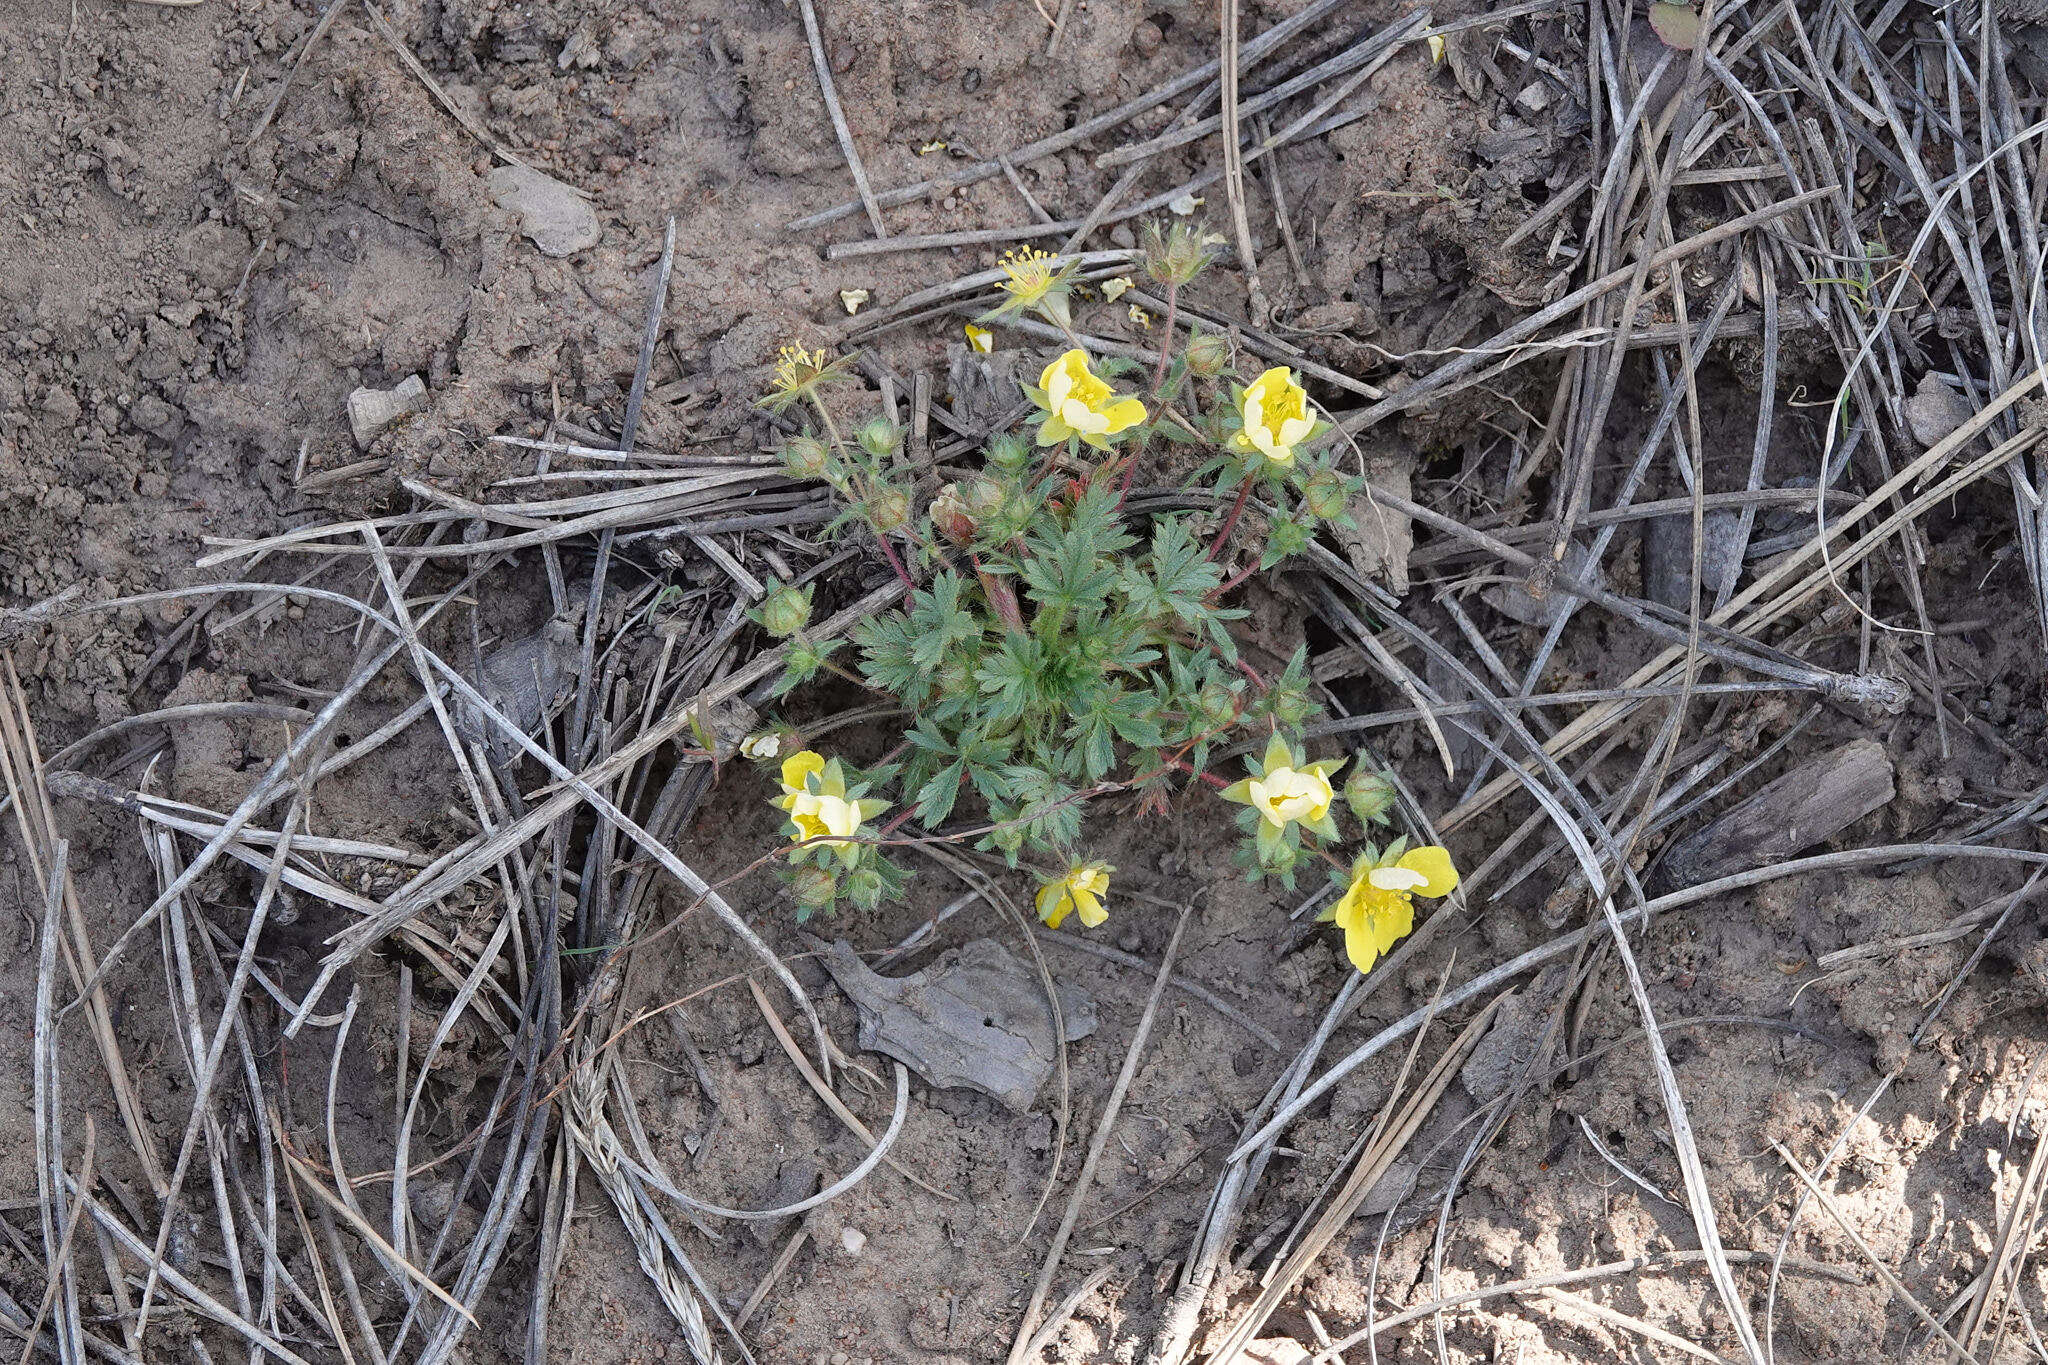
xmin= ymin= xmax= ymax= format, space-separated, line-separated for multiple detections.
xmin=744 ymin=223 xmax=1457 ymax=967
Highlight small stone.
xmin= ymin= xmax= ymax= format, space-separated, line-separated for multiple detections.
xmin=1903 ymin=369 xmax=1975 ymax=450
xmin=1109 ymin=223 xmax=1136 ymax=249
xmin=487 ymin=164 xmax=602 ymax=257
xmin=961 ymin=67 xmax=983 ymax=93
xmin=346 ymin=374 xmax=429 ymax=448
xmin=839 ymin=1227 xmax=867 ymax=1258
xmin=1130 ymin=20 xmax=1163 ymax=56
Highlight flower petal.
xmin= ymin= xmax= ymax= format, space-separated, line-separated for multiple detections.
xmin=780 ymin=751 xmax=826 ymax=794
xmin=1367 ymin=866 xmax=1428 ymax=892
xmin=1373 ymin=896 xmax=1414 ymax=951
xmin=1397 ymin=845 xmax=1459 ymax=898
xmin=1343 ymin=920 xmax=1381 ymax=974
xmin=1099 ymin=397 xmax=1147 ymax=434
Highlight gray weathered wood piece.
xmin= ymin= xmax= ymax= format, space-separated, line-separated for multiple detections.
xmin=1660 ymin=738 xmax=1895 ymax=889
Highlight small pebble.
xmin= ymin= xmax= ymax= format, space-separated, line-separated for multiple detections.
xmin=1131 ymin=20 xmax=1163 ymax=56
xmin=840 ymin=1226 xmax=867 ymax=1257
xmin=961 ymin=67 xmax=983 ymax=93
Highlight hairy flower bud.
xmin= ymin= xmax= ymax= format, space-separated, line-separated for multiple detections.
xmin=1197 ymin=681 xmax=1239 ymax=727
xmin=780 ymin=434 xmax=831 ymax=480
xmin=1344 ymin=769 xmax=1398 ymax=825
xmin=756 ymin=581 xmax=814 ymax=638
xmin=844 ymin=866 xmax=886 ymax=908
xmin=984 ymin=430 xmax=1033 ymax=471
xmin=1184 ymin=331 xmax=1231 ymax=377
xmin=790 ymin=865 xmax=837 ymax=912
xmin=865 ymin=486 xmax=912 ymax=533
xmin=1143 ymin=220 xmax=1219 ymax=287
xmin=857 ymin=416 xmax=902 ymax=459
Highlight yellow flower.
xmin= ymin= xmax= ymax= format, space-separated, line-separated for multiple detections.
xmin=964 ymin=322 xmax=994 ymax=353
xmin=1102 ymin=275 xmax=1134 ymax=302
xmin=981 ymin=247 xmax=1080 ymax=324
xmin=1036 ymin=862 xmax=1112 ymax=929
xmin=1128 ymin=304 xmax=1152 ymax=329
xmin=759 ymin=342 xmax=856 ymax=414
xmin=1221 ymin=735 xmax=1345 ymax=831
xmin=1034 ymin=349 xmax=1147 ymax=450
xmin=1327 ymin=845 xmax=1458 ymax=973
xmin=1233 ymin=366 xmax=1315 ymax=465
xmin=772 ymin=750 xmax=889 ymax=855
xmin=996 ymin=247 xmax=1060 ymax=308
xmin=788 ymin=788 xmax=864 ymax=847
xmin=1249 ymin=766 xmax=1333 ymax=827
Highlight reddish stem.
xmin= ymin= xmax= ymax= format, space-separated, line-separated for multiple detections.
xmin=1207 ymin=477 xmax=1255 ymax=560
xmin=874 ymin=530 xmax=917 ymax=592
xmin=1210 ymin=560 xmax=1257 ymax=599
xmin=1167 ymin=757 xmax=1230 ymax=791
xmin=1112 ymin=452 xmax=1142 ymax=512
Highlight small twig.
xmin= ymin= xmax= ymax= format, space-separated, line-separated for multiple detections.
xmin=796 ymin=0 xmax=886 ymax=237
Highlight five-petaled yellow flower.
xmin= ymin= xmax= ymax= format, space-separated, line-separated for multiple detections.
xmin=1326 ymin=844 xmax=1457 ymax=973
xmin=1036 ymin=862 xmax=1112 ymax=930
xmin=1222 ymin=734 xmax=1345 ymax=830
xmin=774 ymin=750 xmax=888 ymax=859
xmin=1233 ymin=366 xmax=1315 ymax=466
xmin=1034 ymin=349 xmax=1147 ymax=450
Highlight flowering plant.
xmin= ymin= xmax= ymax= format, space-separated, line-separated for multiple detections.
xmin=749 ymin=224 xmax=1454 ymax=967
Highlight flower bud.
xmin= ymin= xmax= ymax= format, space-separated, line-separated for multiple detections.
xmin=857 ymin=416 xmax=901 ymax=459
xmin=929 ymin=483 xmax=975 ymax=545
xmin=865 ymin=486 xmax=912 ymax=533
xmin=1143 ymin=220 xmax=1218 ymax=287
xmin=1345 ymin=769 xmax=1398 ymax=825
xmin=1303 ymin=468 xmax=1348 ymax=520
xmin=985 ymin=431 xmax=1032 ymax=471
xmin=844 ymin=866 xmax=886 ymax=908
xmin=1197 ymin=681 xmax=1239 ymax=727
xmin=1184 ymin=331 xmax=1231 ymax=377
xmin=780 ymin=434 xmax=831 ymax=480
xmin=1262 ymin=839 xmax=1301 ymax=878
xmin=790 ymin=865 xmax=837 ymax=913
xmin=1266 ymin=514 xmax=1312 ymax=562
xmin=756 ymin=581 xmax=814 ymax=638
